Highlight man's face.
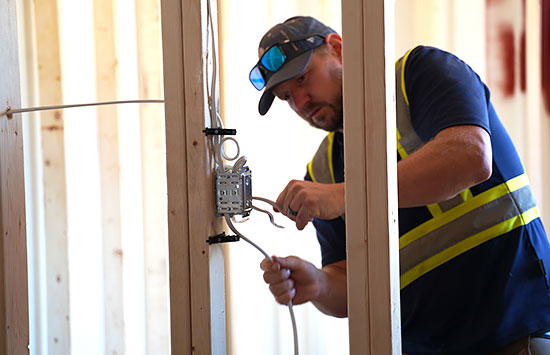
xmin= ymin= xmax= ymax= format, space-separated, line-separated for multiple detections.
xmin=271 ymin=46 xmax=343 ymax=132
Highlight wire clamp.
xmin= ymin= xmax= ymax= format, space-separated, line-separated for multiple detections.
xmin=203 ymin=127 xmax=236 ymax=136
xmin=206 ymin=232 xmax=240 ymax=245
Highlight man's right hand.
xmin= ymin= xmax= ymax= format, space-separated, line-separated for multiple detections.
xmin=260 ymin=256 xmax=348 ymax=317
xmin=260 ymin=255 xmax=322 ymax=306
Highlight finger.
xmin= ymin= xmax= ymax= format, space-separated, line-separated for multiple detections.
xmin=275 ymin=183 xmax=291 ymax=214
xmin=295 ymin=213 xmax=313 ymax=230
xmin=287 ymin=182 xmax=310 ymax=222
xmin=263 ymin=267 xmax=291 ymax=284
xmin=269 ymin=278 xmax=294 ymax=297
xmin=274 ymin=288 xmax=296 ymax=305
xmin=278 ymin=180 xmax=299 ymax=218
xmin=273 ymin=255 xmax=302 ymax=271
xmin=290 ymin=195 xmax=310 ymax=230
xmin=287 ymin=206 xmax=298 ymax=218
xmin=259 ymin=258 xmax=274 ymax=272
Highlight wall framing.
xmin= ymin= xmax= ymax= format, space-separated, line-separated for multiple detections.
xmin=34 ymin=0 xmax=71 ymax=352
xmin=1 ymin=0 xmax=398 ymax=352
xmin=161 ymin=0 xmax=401 ymax=353
xmin=0 ymin=0 xmax=30 ymax=353
xmin=160 ymin=0 xmax=226 ymax=353
xmin=342 ymin=0 xmax=401 ymax=353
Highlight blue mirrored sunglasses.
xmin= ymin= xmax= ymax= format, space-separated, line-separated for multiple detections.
xmin=249 ymin=35 xmax=325 ymax=91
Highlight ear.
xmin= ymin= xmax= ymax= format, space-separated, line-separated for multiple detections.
xmin=325 ymin=33 xmax=343 ymax=62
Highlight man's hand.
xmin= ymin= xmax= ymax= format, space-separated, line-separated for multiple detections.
xmin=275 ymin=180 xmax=345 ymax=230
xmin=260 ymin=256 xmax=322 ymax=305
xmin=260 ymin=256 xmax=348 ymax=317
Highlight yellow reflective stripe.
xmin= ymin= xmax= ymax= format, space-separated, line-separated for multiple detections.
xmin=327 ymin=132 xmax=336 ymax=184
xmin=460 ymin=188 xmax=473 ymax=202
xmin=397 ymin=128 xmax=408 ymax=159
xmin=506 ymin=173 xmax=531 ymax=192
xmin=400 ymin=48 xmax=415 ymax=106
xmin=307 ymin=160 xmax=316 ymax=182
xmin=400 ymin=206 xmax=541 ymax=289
xmin=400 ymin=174 xmax=530 ymax=249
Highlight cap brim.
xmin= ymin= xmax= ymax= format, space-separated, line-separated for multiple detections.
xmin=258 ymin=50 xmax=313 ymax=115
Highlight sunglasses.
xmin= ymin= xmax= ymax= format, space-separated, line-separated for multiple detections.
xmin=249 ymin=34 xmax=325 ymax=91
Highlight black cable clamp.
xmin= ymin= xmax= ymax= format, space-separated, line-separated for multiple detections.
xmin=206 ymin=232 xmax=240 ymax=245
xmin=203 ymin=128 xmax=237 ymax=136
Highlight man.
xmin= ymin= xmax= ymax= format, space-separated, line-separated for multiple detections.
xmin=250 ymin=16 xmax=550 ymax=354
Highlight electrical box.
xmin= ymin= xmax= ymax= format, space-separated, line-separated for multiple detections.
xmin=215 ymin=166 xmax=252 ymax=217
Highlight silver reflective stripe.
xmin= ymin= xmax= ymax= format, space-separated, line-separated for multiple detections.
xmin=309 ymin=133 xmax=345 ymax=221
xmin=438 ymin=194 xmax=465 ymax=212
xmin=395 ymin=57 xmax=424 ymax=156
xmin=396 ymin=55 xmax=470 ymax=216
xmin=400 ymin=185 xmax=537 ymax=275
xmin=309 ymin=135 xmax=332 ymax=184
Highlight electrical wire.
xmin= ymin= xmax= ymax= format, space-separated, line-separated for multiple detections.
xmin=204 ymin=1 xmax=298 ymax=352
xmin=206 ymin=0 xmax=226 ymax=170
xmin=219 ymin=136 xmax=240 ymax=161
xmin=252 ymin=196 xmax=279 ymax=210
xmin=225 ymin=215 xmax=299 ymax=355
xmin=250 ymin=196 xmax=284 ymax=228
xmin=251 ymin=205 xmax=284 ymax=229
xmin=2 ymin=99 xmax=164 ymax=117
xmin=231 ymin=156 xmax=247 ymax=173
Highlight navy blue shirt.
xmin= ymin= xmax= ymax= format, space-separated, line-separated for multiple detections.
xmin=306 ymin=46 xmax=550 ymax=354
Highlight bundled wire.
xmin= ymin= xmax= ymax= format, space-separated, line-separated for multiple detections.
xmin=204 ymin=1 xmax=299 ymax=353
xmin=225 ymin=216 xmax=299 ymax=355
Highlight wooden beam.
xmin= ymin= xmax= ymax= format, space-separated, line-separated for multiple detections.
xmin=160 ymin=0 xmax=226 ymax=353
xmin=92 ymin=0 xmax=125 ymax=353
xmin=341 ymin=0 xmax=401 ymax=353
xmin=33 ymin=0 xmax=71 ymax=353
xmin=135 ymin=0 xmax=170 ymax=352
xmin=0 ymin=0 xmax=30 ymax=353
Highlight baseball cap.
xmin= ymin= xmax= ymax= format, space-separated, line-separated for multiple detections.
xmin=251 ymin=16 xmax=336 ymax=115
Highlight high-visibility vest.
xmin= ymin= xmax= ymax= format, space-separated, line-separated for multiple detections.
xmin=307 ymin=48 xmax=541 ymax=290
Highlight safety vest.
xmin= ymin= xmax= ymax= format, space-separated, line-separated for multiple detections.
xmin=307 ymin=48 xmax=541 ymax=290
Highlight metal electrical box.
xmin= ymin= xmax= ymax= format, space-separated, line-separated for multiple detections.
xmin=215 ymin=167 xmax=252 ymax=217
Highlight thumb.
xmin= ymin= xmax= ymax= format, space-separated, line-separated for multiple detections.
xmin=273 ymin=255 xmax=303 ymax=271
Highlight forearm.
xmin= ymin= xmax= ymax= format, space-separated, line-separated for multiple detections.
xmin=312 ymin=261 xmax=348 ymax=318
xmin=397 ymin=125 xmax=492 ymax=208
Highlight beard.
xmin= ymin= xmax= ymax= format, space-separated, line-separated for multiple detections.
xmin=308 ymin=63 xmax=343 ymax=132
xmin=305 ymin=91 xmax=343 ymax=132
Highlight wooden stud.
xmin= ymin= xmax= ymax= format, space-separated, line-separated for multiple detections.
xmin=0 ymin=0 xmax=30 ymax=353
xmin=160 ymin=0 xmax=226 ymax=353
xmin=92 ymin=0 xmax=125 ymax=353
xmin=34 ymin=0 xmax=71 ymax=353
xmin=341 ymin=0 xmax=401 ymax=353
xmin=135 ymin=0 xmax=170 ymax=352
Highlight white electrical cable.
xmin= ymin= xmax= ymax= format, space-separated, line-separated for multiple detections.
xmin=219 ymin=136 xmax=240 ymax=161
xmin=2 ymin=99 xmax=164 ymax=117
xmin=204 ymin=1 xmax=298 ymax=352
xmin=251 ymin=205 xmax=284 ymax=229
xmin=206 ymin=0 xmax=225 ymax=170
xmin=252 ymin=196 xmax=279 ymax=210
xmin=225 ymin=215 xmax=299 ymax=355
xmin=232 ymin=156 xmax=247 ymax=173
